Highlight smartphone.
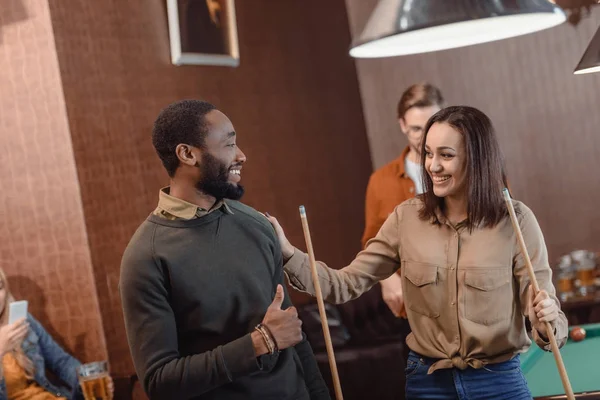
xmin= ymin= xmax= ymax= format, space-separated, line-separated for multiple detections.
xmin=8 ymin=300 xmax=28 ymax=324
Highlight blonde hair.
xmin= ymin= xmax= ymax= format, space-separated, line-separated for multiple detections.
xmin=0 ymin=269 xmax=35 ymax=378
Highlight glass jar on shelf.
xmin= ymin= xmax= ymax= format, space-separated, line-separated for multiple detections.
xmin=571 ymin=250 xmax=596 ymax=297
xmin=556 ymin=255 xmax=575 ymax=303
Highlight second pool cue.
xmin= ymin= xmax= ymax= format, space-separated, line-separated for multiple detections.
xmin=299 ymin=205 xmax=344 ymax=400
xmin=502 ymin=188 xmax=574 ymax=400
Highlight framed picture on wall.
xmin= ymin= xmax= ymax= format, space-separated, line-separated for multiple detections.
xmin=166 ymin=0 xmax=240 ymax=67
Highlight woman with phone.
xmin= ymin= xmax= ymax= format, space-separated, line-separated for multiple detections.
xmin=0 ymin=268 xmax=112 ymax=399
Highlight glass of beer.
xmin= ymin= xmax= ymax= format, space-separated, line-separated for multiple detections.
xmin=577 ymin=266 xmax=596 ymax=297
xmin=557 ymin=272 xmax=575 ymax=302
xmin=78 ymin=361 xmax=112 ymax=400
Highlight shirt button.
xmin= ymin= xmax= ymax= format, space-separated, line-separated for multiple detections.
xmin=451 ymin=301 xmax=456 ymax=306
xmin=409 ymin=187 xmax=414 ymax=193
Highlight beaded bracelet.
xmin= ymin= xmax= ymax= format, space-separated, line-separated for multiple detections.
xmin=259 ymin=323 xmax=279 ymax=353
xmin=255 ymin=324 xmax=275 ymax=355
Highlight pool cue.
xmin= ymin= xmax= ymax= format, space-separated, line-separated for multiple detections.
xmin=502 ymin=188 xmax=574 ymax=400
xmin=299 ymin=205 xmax=344 ymax=400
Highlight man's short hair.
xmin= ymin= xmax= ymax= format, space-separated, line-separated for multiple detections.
xmin=397 ymin=83 xmax=444 ymax=119
xmin=152 ymin=99 xmax=217 ymax=177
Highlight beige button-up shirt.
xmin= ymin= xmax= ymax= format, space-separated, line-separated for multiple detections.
xmin=284 ymin=198 xmax=567 ymax=373
xmin=153 ymin=187 xmax=233 ymax=220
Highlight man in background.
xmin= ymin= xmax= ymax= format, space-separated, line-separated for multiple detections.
xmin=362 ymin=83 xmax=445 ymax=317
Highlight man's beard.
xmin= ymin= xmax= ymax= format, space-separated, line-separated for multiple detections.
xmin=195 ymin=152 xmax=244 ymax=200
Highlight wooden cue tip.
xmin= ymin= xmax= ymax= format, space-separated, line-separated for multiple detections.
xmin=299 ymin=205 xmax=306 ymax=216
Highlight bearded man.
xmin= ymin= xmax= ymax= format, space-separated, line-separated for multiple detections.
xmin=119 ymin=100 xmax=329 ymax=400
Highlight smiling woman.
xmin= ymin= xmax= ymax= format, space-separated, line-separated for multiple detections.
xmin=419 ymin=106 xmax=509 ymax=229
xmin=423 ymin=124 xmax=467 ymax=203
xmin=267 ymin=105 xmax=568 ymax=400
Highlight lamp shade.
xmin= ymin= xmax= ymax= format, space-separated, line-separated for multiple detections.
xmin=574 ymin=26 xmax=600 ymax=74
xmin=350 ymin=0 xmax=567 ymax=58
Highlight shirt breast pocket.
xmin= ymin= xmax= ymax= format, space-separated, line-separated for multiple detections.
xmin=403 ymin=261 xmax=440 ymax=318
xmin=463 ymin=268 xmax=513 ymax=325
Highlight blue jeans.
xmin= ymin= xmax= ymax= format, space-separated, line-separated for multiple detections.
xmin=405 ymin=351 xmax=532 ymax=400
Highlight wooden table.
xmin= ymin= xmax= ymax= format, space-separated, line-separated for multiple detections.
xmin=561 ymin=293 xmax=600 ymax=325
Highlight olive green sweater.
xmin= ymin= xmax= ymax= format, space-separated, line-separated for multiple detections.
xmin=120 ymin=200 xmax=329 ymax=400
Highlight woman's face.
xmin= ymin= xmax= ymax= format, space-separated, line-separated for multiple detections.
xmin=424 ymin=122 xmax=468 ymax=199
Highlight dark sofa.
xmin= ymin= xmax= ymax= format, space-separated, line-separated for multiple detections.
xmin=298 ymin=284 xmax=411 ymax=400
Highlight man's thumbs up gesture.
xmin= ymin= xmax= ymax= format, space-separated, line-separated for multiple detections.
xmin=258 ymin=284 xmax=303 ymax=352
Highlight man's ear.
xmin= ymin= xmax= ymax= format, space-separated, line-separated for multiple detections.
xmin=175 ymin=144 xmax=198 ymax=167
xmin=398 ymin=118 xmax=407 ymax=135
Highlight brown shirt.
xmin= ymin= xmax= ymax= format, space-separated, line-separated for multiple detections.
xmin=284 ymin=198 xmax=567 ymax=373
xmin=362 ymin=147 xmax=416 ymax=247
xmin=153 ymin=187 xmax=233 ymax=220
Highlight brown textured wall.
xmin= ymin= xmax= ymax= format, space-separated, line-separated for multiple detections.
xmin=345 ymin=0 xmax=600 ymax=261
xmin=0 ymin=0 xmax=107 ymax=363
xmin=47 ymin=0 xmax=371 ymax=375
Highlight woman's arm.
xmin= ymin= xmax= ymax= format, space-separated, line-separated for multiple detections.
xmin=267 ymin=207 xmax=402 ymax=304
xmin=27 ymin=315 xmax=83 ymax=398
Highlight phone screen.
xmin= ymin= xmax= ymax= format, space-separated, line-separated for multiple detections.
xmin=8 ymin=301 xmax=28 ymax=324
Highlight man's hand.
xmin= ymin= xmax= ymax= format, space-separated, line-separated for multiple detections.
xmin=262 ymin=285 xmax=303 ymax=349
xmin=252 ymin=285 xmax=303 ymax=356
xmin=528 ymin=286 xmax=559 ymax=337
xmin=0 ymin=318 xmax=29 ymax=355
xmin=380 ymin=273 xmax=407 ymax=318
xmin=265 ymin=214 xmax=294 ymax=260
